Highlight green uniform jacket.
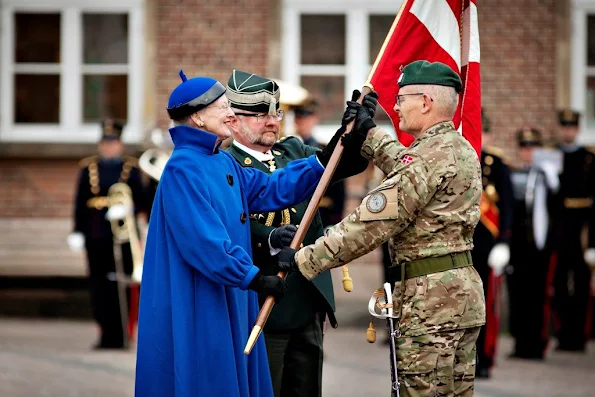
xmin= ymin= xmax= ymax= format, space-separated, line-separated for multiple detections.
xmin=227 ymin=136 xmax=337 ymax=331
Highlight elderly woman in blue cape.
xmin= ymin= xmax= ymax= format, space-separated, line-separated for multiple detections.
xmin=134 ymin=72 xmax=360 ymax=397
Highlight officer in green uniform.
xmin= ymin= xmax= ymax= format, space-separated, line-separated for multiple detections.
xmin=225 ymin=69 xmax=371 ymax=397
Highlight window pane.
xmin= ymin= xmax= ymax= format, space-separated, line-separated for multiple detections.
xmin=83 ymin=14 xmax=128 ymax=64
xmin=83 ymin=75 xmax=128 ymax=122
xmin=15 ymin=13 xmax=61 ymax=63
xmin=15 ymin=74 xmax=60 ymax=123
xmin=301 ymin=15 xmax=345 ymax=65
xmin=369 ymin=15 xmax=395 ymax=65
xmin=300 ymin=76 xmax=345 ymax=125
xmin=589 ymin=16 xmax=595 ymax=66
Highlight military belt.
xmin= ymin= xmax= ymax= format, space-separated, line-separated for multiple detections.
xmin=86 ymin=196 xmax=109 ymax=210
xmin=387 ymin=251 xmax=473 ymax=283
xmin=563 ymin=197 xmax=593 ymax=209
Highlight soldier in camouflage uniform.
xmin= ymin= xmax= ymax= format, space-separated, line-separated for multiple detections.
xmin=277 ymin=61 xmax=486 ymax=397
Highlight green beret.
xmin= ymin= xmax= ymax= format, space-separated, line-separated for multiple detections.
xmin=227 ymin=70 xmax=280 ymax=115
xmin=398 ymin=60 xmax=462 ymax=93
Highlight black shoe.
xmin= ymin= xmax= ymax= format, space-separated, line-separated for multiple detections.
xmin=92 ymin=341 xmax=128 ymax=350
xmin=555 ymin=343 xmax=585 ymax=353
xmin=476 ymin=367 xmax=490 ymax=379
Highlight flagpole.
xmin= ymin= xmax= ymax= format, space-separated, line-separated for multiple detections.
xmin=244 ymin=1 xmax=412 ymax=357
xmin=366 ymin=0 xmax=410 ymax=84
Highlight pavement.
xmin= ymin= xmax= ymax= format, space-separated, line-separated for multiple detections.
xmin=1 ymin=248 xmax=594 ymax=396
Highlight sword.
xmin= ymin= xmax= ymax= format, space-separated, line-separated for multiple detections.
xmin=384 ymin=282 xmax=400 ymax=397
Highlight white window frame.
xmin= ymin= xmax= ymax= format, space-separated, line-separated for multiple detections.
xmin=281 ymin=0 xmax=402 ymax=140
xmin=571 ymin=0 xmax=595 ymax=145
xmin=0 ymin=0 xmax=144 ymax=144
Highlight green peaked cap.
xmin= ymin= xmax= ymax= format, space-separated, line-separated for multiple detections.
xmin=398 ymin=60 xmax=462 ymax=93
xmin=226 ymin=70 xmax=280 ymax=115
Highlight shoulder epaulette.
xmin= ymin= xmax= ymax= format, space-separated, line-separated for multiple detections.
xmin=123 ymin=155 xmax=139 ymax=167
xmin=78 ymin=155 xmax=99 ymax=168
xmin=484 ymin=145 xmax=512 ymax=166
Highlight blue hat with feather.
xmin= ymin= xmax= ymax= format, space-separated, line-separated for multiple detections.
xmin=167 ymin=70 xmax=226 ymax=120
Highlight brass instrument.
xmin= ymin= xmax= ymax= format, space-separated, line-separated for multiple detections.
xmin=107 ymin=183 xmax=144 ymax=283
xmin=106 ymin=182 xmax=143 ymax=344
xmin=139 ymin=147 xmax=171 ymax=182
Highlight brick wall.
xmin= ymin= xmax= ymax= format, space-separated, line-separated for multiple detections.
xmin=480 ymin=0 xmax=558 ymax=158
xmin=154 ymin=0 xmax=271 ymax=130
xmin=0 ymin=159 xmax=79 ymax=218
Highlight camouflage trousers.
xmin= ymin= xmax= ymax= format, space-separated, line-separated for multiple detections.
xmin=394 ymin=326 xmax=481 ymax=397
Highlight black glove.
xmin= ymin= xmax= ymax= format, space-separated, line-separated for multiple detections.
xmin=248 ymin=272 xmax=287 ymax=302
xmin=344 ymin=90 xmax=379 ymax=141
xmin=274 ymin=247 xmax=297 ymax=273
xmin=315 ymin=90 xmax=378 ymax=168
xmin=269 ymin=225 xmax=298 ymax=249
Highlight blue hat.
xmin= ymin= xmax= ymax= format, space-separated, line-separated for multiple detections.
xmin=167 ymin=70 xmax=226 ymax=120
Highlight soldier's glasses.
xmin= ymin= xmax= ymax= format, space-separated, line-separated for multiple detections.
xmin=234 ymin=110 xmax=284 ymax=123
xmin=395 ymin=93 xmax=433 ymax=106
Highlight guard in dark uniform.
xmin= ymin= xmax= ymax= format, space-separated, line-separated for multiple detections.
xmin=508 ymin=127 xmax=558 ymax=360
xmin=294 ymin=98 xmax=346 ymax=228
xmin=69 ymin=119 xmax=146 ymax=349
xmin=553 ymin=109 xmax=595 ymax=351
xmin=225 ymin=70 xmax=369 ymax=397
xmin=473 ymin=110 xmax=514 ymax=377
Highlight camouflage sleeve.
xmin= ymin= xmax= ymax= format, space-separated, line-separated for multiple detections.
xmin=296 ymin=154 xmax=443 ymax=280
xmin=361 ymin=127 xmax=407 ymax=176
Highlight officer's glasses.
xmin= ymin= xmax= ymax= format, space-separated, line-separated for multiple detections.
xmin=395 ymin=93 xmax=433 ymax=106
xmin=234 ymin=110 xmax=284 ymax=123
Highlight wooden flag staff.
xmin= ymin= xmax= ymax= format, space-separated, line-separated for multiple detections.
xmin=244 ymin=86 xmax=373 ymax=355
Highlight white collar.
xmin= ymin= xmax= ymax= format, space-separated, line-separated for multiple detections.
xmin=232 ymin=140 xmax=274 ymax=162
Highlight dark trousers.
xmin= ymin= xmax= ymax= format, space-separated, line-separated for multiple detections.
xmin=264 ymin=314 xmax=324 ymax=397
xmin=85 ymin=238 xmax=133 ymax=348
xmin=471 ymin=227 xmax=496 ymax=370
xmin=554 ymin=211 xmax=591 ymax=350
xmin=507 ymin=241 xmax=553 ymax=358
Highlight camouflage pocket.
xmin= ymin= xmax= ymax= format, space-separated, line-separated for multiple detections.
xmin=397 ymin=348 xmax=439 ymax=391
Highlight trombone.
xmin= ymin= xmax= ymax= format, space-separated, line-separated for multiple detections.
xmin=106 ymin=183 xmax=144 ymax=344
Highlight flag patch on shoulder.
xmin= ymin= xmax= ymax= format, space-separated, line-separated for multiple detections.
xmin=401 ymin=155 xmax=414 ymax=164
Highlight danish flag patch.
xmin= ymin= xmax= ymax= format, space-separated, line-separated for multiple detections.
xmin=401 ymin=155 xmax=414 ymax=164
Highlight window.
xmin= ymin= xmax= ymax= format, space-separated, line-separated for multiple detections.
xmin=0 ymin=0 xmax=144 ymax=143
xmin=281 ymin=0 xmax=402 ymax=140
xmin=571 ymin=0 xmax=595 ymax=144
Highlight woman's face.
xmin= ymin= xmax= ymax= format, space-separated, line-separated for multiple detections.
xmin=193 ymin=95 xmax=234 ymax=140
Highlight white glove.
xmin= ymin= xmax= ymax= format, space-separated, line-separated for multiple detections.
xmin=584 ymin=248 xmax=595 ymax=268
xmin=536 ymin=162 xmax=560 ymax=193
xmin=131 ymin=266 xmax=143 ymax=283
xmin=488 ymin=243 xmax=510 ymax=276
xmin=66 ymin=232 xmax=85 ymax=252
xmin=105 ymin=204 xmax=131 ymax=221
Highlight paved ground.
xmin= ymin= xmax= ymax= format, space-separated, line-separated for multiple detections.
xmin=1 ymin=251 xmax=594 ymax=396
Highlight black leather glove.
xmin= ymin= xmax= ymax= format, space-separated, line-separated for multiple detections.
xmin=269 ymin=225 xmax=298 ymax=249
xmin=315 ymin=90 xmax=378 ymax=168
xmin=344 ymin=90 xmax=379 ymax=141
xmin=248 ymin=272 xmax=287 ymax=302
xmin=274 ymin=247 xmax=297 ymax=273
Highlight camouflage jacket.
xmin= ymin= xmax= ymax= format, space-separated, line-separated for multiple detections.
xmin=296 ymin=121 xmax=486 ymax=336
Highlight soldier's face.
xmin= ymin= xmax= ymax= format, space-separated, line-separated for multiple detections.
xmin=394 ymin=86 xmax=423 ymax=134
xmin=235 ymin=111 xmax=280 ymax=149
xmin=99 ymin=140 xmax=123 ymax=159
xmin=560 ymin=126 xmax=579 ymax=145
xmin=519 ymin=146 xmax=534 ymax=165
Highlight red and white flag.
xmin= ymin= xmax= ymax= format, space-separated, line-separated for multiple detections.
xmin=367 ymin=0 xmax=481 ymax=156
